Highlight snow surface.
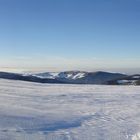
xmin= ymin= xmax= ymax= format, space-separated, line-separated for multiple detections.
xmin=117 ymin=80 xmax=137 ymax=85
xmin=133 ymin=76 xmax=140 ymax=79
xmin=0 ymin=79 xmax=140 ymax=140
xmin=32 ymin=72 xmax=60 ymax=79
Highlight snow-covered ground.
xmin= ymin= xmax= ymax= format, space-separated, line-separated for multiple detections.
xmin=0 ymin=79 xmax=140 ymax=140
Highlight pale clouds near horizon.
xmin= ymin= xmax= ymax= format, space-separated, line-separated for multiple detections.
xmin=0 ymin=56 xmax=139 ymax=74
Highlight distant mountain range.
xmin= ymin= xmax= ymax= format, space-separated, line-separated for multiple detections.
xmin=30 ymin=71 xmax=127 ymax=84
xmin=0 ymin=71 xmax=139 ymax=85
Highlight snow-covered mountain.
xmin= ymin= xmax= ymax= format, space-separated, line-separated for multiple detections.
xmin=30 ymin=71 xmax=127 ymax=84
xmin=32 ymin=71 xmax=87 ymax=80
xmin=1 ymin=71 xmax=138 ymax=85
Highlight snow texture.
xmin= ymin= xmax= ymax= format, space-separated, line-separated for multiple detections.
xmin=0 ymin=79 xmax=140 ymax=140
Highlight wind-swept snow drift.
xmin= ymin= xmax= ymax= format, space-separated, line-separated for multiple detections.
xmin=0 ymin=79 xmax=140 ymax=140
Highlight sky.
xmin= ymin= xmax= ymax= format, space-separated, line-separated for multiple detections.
xmin=0 ymin=0 xmax=140 ymax=74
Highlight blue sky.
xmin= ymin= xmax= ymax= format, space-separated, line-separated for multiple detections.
xmin=0 ymin=0 xmax=140 ymax=73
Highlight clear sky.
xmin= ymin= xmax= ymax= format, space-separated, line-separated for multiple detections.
xmin=0 ymin=0 xmax=140 ymax=74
